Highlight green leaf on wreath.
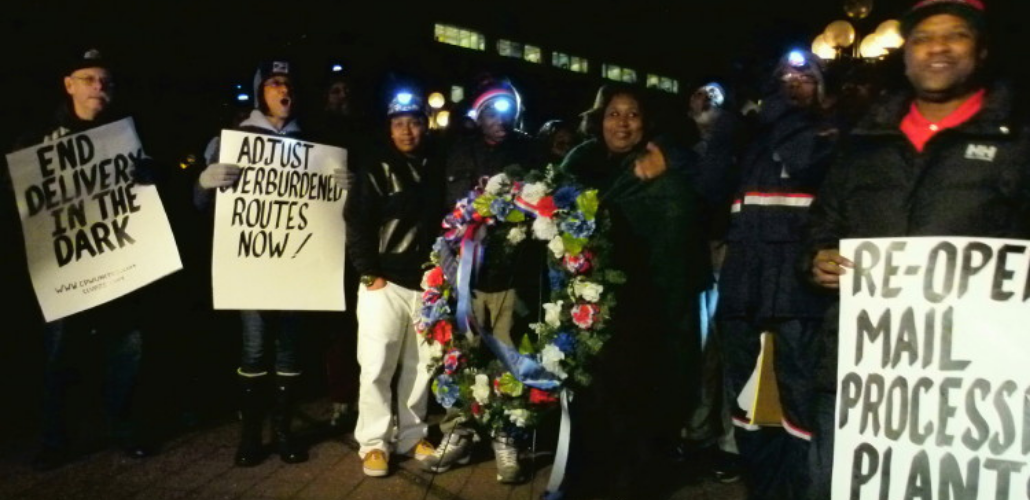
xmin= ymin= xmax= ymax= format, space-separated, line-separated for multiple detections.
xmin=473 ymin=195 xmax=496 ymax=216
xmin=497 ymin=372 xmax=524 ymax=397
xmin=581 ymin=334 xmax=605 ymax=355
xmin=561 ymin=234 xmax=587 ymax=256
xmin=518 ymin=334 xmax=536 ymax=355
xmin=604 ymin=269 xmax=627 ymax=284
xmin=506 ymin=210 xmax=526 ymax=223
xmin=576 ymin=191 xmax=599 ymax=219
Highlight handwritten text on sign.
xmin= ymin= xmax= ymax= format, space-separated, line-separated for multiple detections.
xmin=835 ymin=237 xmax=1030 ymax=500
xmin=4 ymin=118 xmax=182 ymax=321
xmin=212 ymin=131 xmax=347 ymax=310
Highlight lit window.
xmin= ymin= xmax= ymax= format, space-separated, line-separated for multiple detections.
xmin=569 ymin=56 xmax=588 ymax=74
xmin=604 ymin=64 xmax=638 ymax=83
xmin=497 ymin=39 xmax=524 ymax=59
xmin=435 ymin=23 xmax=485 ymax=51
xmin=552 ymin=52 xmax=570 ymax=70
xmin=553 ymin=51 xmax=589 ymax=74
xmin=646 ymin=74 xmax=680 ymax=94
xmin=450 ymin=85 xmax=465 ymax=103
xmin=524 ymin=45 xmax=542 ymax=64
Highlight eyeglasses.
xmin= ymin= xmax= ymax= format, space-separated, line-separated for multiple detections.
xmin=70 ymin=75 xmax=115 ymax=87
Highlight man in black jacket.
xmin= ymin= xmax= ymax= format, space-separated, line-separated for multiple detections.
xmin=345 ymin=90 xmax=444 ymax=478
xmin=718 ymin=49 xmax=840 ymax=500
xmin=7 ymin=48 xmax=155 ymax=471
xmin=804 ymin=0 xmax=1027 ymax=497
xmin=425 ymin=76 xmax=544 ymax=484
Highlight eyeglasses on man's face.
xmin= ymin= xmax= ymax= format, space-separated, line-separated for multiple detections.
xmin=70 ymin=75 xmax=115 ymax=87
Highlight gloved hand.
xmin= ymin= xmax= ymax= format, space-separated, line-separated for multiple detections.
xmin=198 ymin=163 xmax=242 ymax=189
xmin=332 ymin=167 xmax=352 ymax=190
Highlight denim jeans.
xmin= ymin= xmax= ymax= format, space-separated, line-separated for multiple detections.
xmin=42 ymin=318 xmax=142 ymax=448
xmin=239 ymin=310 xmax=301 ymax=375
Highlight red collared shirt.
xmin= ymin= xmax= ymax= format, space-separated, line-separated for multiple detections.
xmin=900 ymin=89 xmax=986 ymax=152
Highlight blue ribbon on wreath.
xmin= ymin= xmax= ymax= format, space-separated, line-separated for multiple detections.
xmin=454 ymin=224 xmax=561 ymax=391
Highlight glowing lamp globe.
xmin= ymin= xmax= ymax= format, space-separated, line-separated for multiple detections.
xmin=844 ymin=0 xmax=873 ymax=20
xmin=428 ymin=92 xmax=446 ymax=109
xmin=859 ymin=33 xmax=888 ymax=58
xmin=824 ymin=20 xmax=857 ymax=48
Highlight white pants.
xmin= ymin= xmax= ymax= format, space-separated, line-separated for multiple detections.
xmin=354 ymin=282 xmax=432 ymax=457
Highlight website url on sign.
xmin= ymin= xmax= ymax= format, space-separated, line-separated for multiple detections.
xmin=54 ymin=264 xmax=137 ymax=295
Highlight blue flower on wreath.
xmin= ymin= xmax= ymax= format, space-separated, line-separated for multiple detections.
xmin=433 ymin=374 xmax=460 ymax=408
xmin=559 ymin=213 xmax=596 ymax=239
xmin=490 ymin=197 xmax=514 ymax=220
xmin=553 ymin=186 xmax=581 ymax=210
xmin=548 ymin=265 xmax=567 ymax=291
xmin=554 ymin=332 xmax=577 ymax=354
xmin=503 ymin=426 xmax=532 ymax=442
xmin=421 ymin=299 xmax=451 ymax=324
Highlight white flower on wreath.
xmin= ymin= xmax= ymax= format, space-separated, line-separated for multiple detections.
xmin=533 ymin=217 xmax=559 ymax=241
xmin=543 ymin=300 xmax=564 ymax=328
xmin=427 ymin=341 xmax=445 ymax=362
xmin=472 ymin=373 xmax=492 ymax=404
xmin=485 ymin=173 xmax=511 ymax=196
xmin=507 ymin=226 xmax=527 ymax=244
xmin=547 ymin=235 xmax=565 ymax=258
xmin=520 ymin=182 xmax=548 ymax=204
xmin=573 ymin=278 xmax=604 ymax=303
xmin=540 ymin=344 xmax=568 ymax=380
xmin=506 ymin=408 xmax=531 ymax=427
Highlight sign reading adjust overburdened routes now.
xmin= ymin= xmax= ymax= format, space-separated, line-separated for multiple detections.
xmin=835 ymin=237 xmax=1030 ymax=500
xmin=5 ymin=118 xmax=182 ymax=321
xmin=213 ymin=130 xmax=347 ymax=311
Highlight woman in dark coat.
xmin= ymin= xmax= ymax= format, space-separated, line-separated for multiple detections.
xmin=560 ymin=83 xmax=710 ymax=499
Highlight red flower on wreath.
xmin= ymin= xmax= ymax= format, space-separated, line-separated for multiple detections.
xmin=529 ymin=388 xmax=558 ymax=405
xmin=571 ymin=303 xmax=600 ymax=329
xmin=431 ymin=321 xmax=453 ymax=344
xmin=471 ymin=402 xmax=483 ymax=416
xmin=426 ymin=267 xmax=444 ymax=288
xmin=423 ymin=288 xmax=441 ymax=305
xmin=563 ymin=250 xmax=593 ymax=275
xmin=536 ymin=196 xmax=557 ymax=218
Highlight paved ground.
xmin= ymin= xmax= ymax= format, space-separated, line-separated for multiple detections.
xmin=0 ymin=399 xmax=747 ymax=500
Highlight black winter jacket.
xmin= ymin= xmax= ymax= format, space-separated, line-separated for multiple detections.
xmin=444 ymin=130 xmax=544 ymax=292
xmin=345 ymin=145 xmax=445 ymax=290
xmin=804 ymin=81 xmax=1030 ymax=391
xmin=718 ymin=97 xmax=839 ymax=320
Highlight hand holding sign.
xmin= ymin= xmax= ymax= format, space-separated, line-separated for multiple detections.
xmin=833 ymin=237 xmax=1030 ymax=500
xmin=199 ymin=163 xmax=242 ymax=189
xmin=331 ymin=167 xmax=351 ymax=191
xmin=212 ymin=130 xmax=347 ymax=310
xmin=813 ymin=248 xmax=853 ymax=289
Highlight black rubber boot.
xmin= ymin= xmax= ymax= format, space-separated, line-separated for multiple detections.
xmin=272 ymin=375 xmax=308 ymax=464
xmin=234 ymin=373 xmax=268 ymax=467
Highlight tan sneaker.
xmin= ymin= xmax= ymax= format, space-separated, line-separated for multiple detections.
xmin=362 ymin=450 xmax=389 ymax=477
xmin=405 ymin=439 xmax=436 ymax=462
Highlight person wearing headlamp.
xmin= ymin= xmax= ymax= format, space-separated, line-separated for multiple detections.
xmin=345 ymin=89 xmax=445 ymax=477
xmin=717 ymin=48 xmax=840 ymax=499
xmin=426 ymin=76 xmax=545 ymax=484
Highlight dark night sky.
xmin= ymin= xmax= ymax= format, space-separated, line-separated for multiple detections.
xmin=1 ymin=0 xmax=1027 ymax=152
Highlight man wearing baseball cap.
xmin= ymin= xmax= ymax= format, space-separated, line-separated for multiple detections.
xmin=804 ymin=1 xmax=1030 ymax=497
xmin=7 ymin=47 xmax=155 ymax=471
xmin=345 ymin=88 xmax=444 ymax=477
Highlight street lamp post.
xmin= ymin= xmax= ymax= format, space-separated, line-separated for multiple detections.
xmin=812 ymin=0 xmax=903 ymax=63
